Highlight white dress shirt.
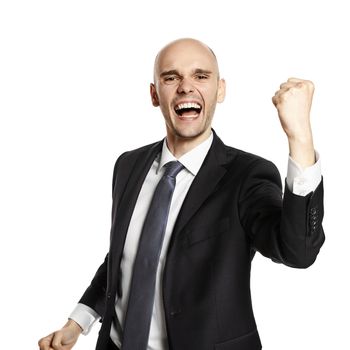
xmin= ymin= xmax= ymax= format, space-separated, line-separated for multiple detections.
xmin=70 ymin=133 xmax=321 ymax=349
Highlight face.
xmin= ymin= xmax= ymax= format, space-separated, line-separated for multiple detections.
xmin=150 ymin=39 xmax=226 ymax=142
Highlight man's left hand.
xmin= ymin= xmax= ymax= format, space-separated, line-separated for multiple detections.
xmin=272 ymin=78 xmax=316 ymax=167
xmin=272 ymin=77 xmax=314 ymax=139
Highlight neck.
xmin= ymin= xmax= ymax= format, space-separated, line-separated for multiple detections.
xmin=166 ymin=129 xmax=212 ymax=158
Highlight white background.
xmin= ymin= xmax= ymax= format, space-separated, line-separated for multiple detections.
xmin=0 ymin=0 xmax=349 ymax=349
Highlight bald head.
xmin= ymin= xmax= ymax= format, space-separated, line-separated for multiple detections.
xmin=153 ymin=38 xmax=220 ymax=83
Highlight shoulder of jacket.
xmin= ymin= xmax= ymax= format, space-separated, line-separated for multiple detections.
xmin=225 ymin=145 xmax=273 ymax=167
xmin=116 ymin=140 xmax=162 ymax=164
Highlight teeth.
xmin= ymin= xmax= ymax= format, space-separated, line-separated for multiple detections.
xmin=175 ymin=102 xmax=201 ymax=110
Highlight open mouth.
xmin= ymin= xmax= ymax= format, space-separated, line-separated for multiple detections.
xmin=174 ymin=102 xmax=202 ymax=118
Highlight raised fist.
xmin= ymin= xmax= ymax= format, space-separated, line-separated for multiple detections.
xmin=272 ymin=77 xmax=314 ymax=139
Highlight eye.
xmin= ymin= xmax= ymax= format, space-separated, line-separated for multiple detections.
xmin=163 ymin=75 xmax=179 ymax=84
xmin=195 ymin=74 xmax=209 ymax=80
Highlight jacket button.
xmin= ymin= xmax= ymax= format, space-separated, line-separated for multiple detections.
xmin=107 ymin=293 xmax=112 ymax=299
xmin=310 ymin=207 xmax=317 ymax=215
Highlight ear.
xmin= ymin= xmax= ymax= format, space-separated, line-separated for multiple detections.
xmin=150 ymin=83 xmax=160 ymax=107
xmin=217 ymin=79 xmax=226 ymax=103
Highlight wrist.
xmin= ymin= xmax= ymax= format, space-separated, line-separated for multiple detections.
xmin=285 ymin=124 xmax=313 ymax=142
xmin=288 ymin=135 xmax=315 ymax=168
xmin=65 ymin=319 xmax=83 ymax=334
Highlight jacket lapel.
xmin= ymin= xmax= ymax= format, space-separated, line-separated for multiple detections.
xmin=169 ymin=132 xmax=229 ymax=246
xmin=109 ymin=141 xmax=163 ymax=284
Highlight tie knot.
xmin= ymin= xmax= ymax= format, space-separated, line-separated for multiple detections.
xmin=163 ymin=161 xmax=184 ymax=178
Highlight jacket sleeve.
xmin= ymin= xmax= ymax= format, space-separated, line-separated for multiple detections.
xmin=77 ymin=153 xmax=127 ymax=315
xmin=78 ymin=254 xmax=108 ymax=317
xmin=238 ymin=158 xmax=325 ymax=268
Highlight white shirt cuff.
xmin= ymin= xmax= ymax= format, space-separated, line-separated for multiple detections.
xmin=69 ymin=303 xmax=101 ymax=335
xmin=286 ymin=151 xmax=322 ymax=196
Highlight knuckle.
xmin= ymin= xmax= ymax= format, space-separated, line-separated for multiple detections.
xmin=38 ymin=335 xmax=49 ymax=348
xmin=280 ymin=92 xmax=288 ymax=101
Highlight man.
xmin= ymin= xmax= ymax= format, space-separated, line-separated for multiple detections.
xmin=38 ymin=38 xmax=324 ymax=350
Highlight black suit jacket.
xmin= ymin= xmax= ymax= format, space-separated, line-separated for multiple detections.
xmin=79 ymin=131 xmax=325 ymax=350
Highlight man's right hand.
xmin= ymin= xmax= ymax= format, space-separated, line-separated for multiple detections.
xmin=38 ymin=319 xmax=82 ymax=350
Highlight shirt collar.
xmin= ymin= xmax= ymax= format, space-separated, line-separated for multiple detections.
xmin=157 ymin=132 xmax=213 ymax=176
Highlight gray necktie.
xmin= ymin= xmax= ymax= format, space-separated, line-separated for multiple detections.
xmin=121 ymin=160 xmax=184 ymax=350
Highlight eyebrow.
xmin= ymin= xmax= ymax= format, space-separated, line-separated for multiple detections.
xmin=160 ymin=70 xmax=179 ymax=78
xmin=160 ymin=68 xmax=213 ymax=78
xmin=193 ymin=69 xmax=213 ymax=75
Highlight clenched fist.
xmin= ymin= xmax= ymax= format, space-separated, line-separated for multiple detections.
xmin=272 ymin=78 xmax=316 ymax=167
xmin=38 ymin=320 xmax=82 ymax=350
xmin=272 ymin=77 xmax=314 ymax=139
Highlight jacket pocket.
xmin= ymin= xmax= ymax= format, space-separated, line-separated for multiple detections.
xmin=186 ymin=217 xmax=231 ymax=247
xmin=215 ymin=329 xmax=262 ymax=350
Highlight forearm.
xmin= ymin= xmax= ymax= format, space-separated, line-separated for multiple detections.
xmin=288 ymin=130 xmax=316 ymax=168
xmin=78 ymin=254 xmax=108 ymax=316
xmin=279 ymin=178 xmax=325 ymax=268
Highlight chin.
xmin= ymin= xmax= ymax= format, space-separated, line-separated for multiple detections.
xmin=173 ymin=127 xmax=207 ymax=140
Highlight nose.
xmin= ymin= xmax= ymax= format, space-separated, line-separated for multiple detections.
xmin=177 ymin=77 xmax=194 ymax=94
